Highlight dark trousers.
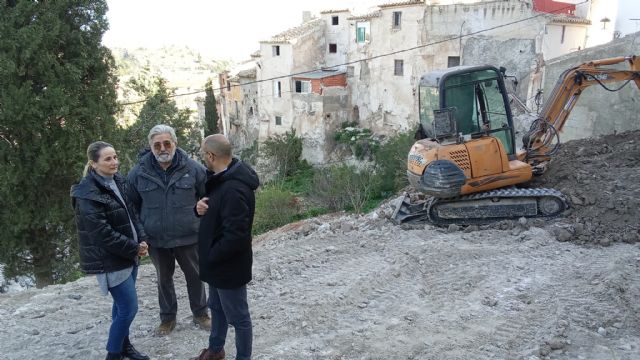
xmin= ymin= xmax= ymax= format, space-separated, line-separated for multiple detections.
xmin=107 ymin=266 xmax=138 ymax=353
xmin=149 ymin=243 xmax=207 ymax=322
xmin=208 ymin=285 xmax=252 ymax=360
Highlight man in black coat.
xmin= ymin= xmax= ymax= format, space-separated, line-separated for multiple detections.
xmin=194 ymin=134 xmax=259 ymax=360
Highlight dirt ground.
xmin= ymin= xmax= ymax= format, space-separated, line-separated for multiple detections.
xmin=0 ymin=132 xmax=639 ymax=360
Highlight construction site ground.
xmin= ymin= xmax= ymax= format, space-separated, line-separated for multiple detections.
xmin=0 ymin=131 xmax=639 ymax=360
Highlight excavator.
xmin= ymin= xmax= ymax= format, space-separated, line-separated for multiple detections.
xmin=393 ymin=55 xmax=640 ymax=225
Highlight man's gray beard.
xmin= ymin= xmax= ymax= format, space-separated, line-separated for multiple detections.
xmin=154 ymin=153 xmax=174 ymax=163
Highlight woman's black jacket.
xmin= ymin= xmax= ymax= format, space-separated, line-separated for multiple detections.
xmin=70 ymin=171 xmax=147 ymax=274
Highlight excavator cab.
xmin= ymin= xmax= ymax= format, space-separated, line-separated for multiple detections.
xmin=417 ymin=65 xmax=516 ymax=155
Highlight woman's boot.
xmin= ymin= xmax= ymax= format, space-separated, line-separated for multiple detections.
xmin=122 ymin=336 xmax=150 ymax=360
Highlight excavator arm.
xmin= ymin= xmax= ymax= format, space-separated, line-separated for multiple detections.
xmin=522 ymin=55 xmax=640 ymax=167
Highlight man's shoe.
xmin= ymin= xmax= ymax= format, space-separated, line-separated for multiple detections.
xmin=105 ymin=353 xmax=124 ymax=360
xmin=155 ymin=319 xmax=176 ymax=336
xmin=122 ymin=337 xmax=150 ymax=360
xmin=194 ymin=348 xmax=225 ymax=360
xmin=193 ymin=313 xmax=211 ymax=330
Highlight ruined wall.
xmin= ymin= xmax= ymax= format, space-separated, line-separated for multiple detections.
xmin=463 ymin=36 xmax=538 ymax=100
xmin=540 ymin=33 xmax=640 ymax=141
xmin=291 ymin=88 xmax=349 ymax=164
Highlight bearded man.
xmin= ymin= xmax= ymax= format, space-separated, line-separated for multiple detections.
xmin=127 ymin=124 xmax=210 ymax=335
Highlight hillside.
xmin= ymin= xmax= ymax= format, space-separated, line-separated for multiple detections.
xmin=110 ymin=45 xmax=228 ymax=89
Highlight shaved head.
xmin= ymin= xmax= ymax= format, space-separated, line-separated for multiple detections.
xmin=203 ymin=134 xmax=232 ymax=158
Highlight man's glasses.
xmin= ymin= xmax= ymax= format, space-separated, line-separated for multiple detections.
xmin=152 ymin=140 xmax=173 ymax=151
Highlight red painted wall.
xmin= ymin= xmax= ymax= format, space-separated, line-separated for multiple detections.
xmin=533 ymin=0 xmax=576 ymax=15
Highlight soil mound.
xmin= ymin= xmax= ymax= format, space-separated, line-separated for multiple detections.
xmin=532 ymin=130 xmax=640 ymax=245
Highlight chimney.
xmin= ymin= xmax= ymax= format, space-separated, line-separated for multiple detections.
xmin=302 ymin=11 xmax=312 ymax=23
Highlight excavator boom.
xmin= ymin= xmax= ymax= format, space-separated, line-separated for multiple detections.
xmin=522 ymin=55 xmax=640 ymax=164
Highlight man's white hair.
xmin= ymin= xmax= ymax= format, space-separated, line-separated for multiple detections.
xmin=148 ymin=124 xmax=177 ymax=145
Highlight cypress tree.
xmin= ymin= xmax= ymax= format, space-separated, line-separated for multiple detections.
xmin=0 ymin=0 xmax=119 ymax=286
xmin=204 ymin=79 xmax=219 ymax=135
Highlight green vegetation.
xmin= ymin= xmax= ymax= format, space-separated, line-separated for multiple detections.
xmin=204 ymin=80 xmax=219 ymax=136
xmin=251 ymin=130 xmax=414 ymax=236
xmin=334 ymin=122 xmax=379 ymax=159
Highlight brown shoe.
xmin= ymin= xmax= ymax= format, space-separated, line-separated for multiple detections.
xmin=193 ymin=348 xmax=225 ymax=360
xmin=193 ymin=313 xmax=211 ymax=330
xmin=155 ymin=319 xmax=176 ymax=336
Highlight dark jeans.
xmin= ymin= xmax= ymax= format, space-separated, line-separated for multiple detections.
xmin=107 ymin=266 xmax=138 ymax=353
xmin=208 ymin=285 xmax=252 ymax=360
xmin=149 ymin=243 xmax=207 ymax=322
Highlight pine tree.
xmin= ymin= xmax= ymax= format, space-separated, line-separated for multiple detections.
xmin=0 ymin=0 xmax=119 ymax=287
xmin=204 ymin=80 xmax=219 ymax=135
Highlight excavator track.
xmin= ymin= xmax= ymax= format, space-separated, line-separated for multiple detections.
xmin=393 ymin=188 xmax=568 ymax=226
xmin=427 ymin=187 xmax=568 ymax=225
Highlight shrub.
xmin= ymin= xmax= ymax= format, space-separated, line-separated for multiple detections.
xmin=253 ymin=185 xmax=300 ymax=235
xmin=372 ymin=131 xmax=415 ymax=196
xmin=311 ymin=164 xmax=379 ymax=213
xmin=261 ymin=129 xmax=303 ymax=178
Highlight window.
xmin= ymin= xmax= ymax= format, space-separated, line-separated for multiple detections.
xmin=392 ymin=11 xmax=402 ymax=29
xmin=329 ymin=43 xmax=337 ymax=53
xmin=226 ymin=81 xmax=231 ymax=91
xmin=332 ymin=16 xmax=339 ymax=25
xmin=234 ymin=101 xmax=239 ymax=119
xmin=273 ymin=81 xmax=281 ymax=97
xmin=394 ymin=59 xmax=404 ymax=76
xmin=275 ymin=116 xmax=282 ymax=125
xmin=272 ymin=45 xmax=280 ymax=56
xmin=447 ymin=56 xmax=460 ymax=68
xmin=294 ymin=80 xmax=311 ymax=93
xmin=356 ymin=22 xmax=370 ymax=43
xmin=560 ymin=25 xmax=566 ymax=44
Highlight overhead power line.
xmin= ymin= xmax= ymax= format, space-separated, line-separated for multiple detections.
xmin=118 ymin=0 xmax=588 ymax=107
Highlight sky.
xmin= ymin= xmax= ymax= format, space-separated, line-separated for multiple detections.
xmin=103 ymin=0 xmax=381 ymax=61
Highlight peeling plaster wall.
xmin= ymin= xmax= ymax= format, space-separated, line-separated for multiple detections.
xmin=540 ymin=33 xmax=640 ymax=141
xmin=322 ymin=12 xmax=350 ymax=68
xmin=463 ymin=36 xmax=538 ymax=100
xmin=290 ymin=88 xmax=349 ymax=164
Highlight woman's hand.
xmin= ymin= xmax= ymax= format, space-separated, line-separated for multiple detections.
xmin=138 ymin=241 xmax=149 ymax=257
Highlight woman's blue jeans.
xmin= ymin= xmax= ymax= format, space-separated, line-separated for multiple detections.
xmin=106 ymin=266 xmax=139 ymax=353
xmin=208 ymin=285 xmax=252 ymax=359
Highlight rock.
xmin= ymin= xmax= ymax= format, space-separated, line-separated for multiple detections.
xmin=548 ymin=337 xmax=567 ymax=350
xmin=573 ymin=222 xmax=584 ymax=236
xmin=464 ymin=225 xmax=479 ymax=233
xmin=67 ymin=294 xmax=82 ymax=300
xmin=622 ymin=232 xmax=638 ymax=243
xmin=570 ymin=195 xmax=584 ymax=206
xmin=340 ymin=222 xmax=354 ymax=233
xmin=447 ymin=224 xmax=460 ymax=232
xmin=553 ymin=227 xmax=573 ymax=242
xmin=539 ymin=344 xmax=552 ymax=356
xmin=518 ymin=217 xmax=528 ymax=227
xmin=597 ymin=327 xmax=607 ymax=336
xmin=599 ymin=237 xmax=612 ymax=247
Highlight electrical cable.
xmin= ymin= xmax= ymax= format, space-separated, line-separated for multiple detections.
xmin=117 ymin=0 xmax=588 ymax=107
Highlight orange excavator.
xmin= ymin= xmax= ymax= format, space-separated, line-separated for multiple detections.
xmin=393 ymin=55 xmax=640 ymax=225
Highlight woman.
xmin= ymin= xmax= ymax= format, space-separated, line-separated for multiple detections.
xmin=71 ymin=141 xmax=150 ymax=360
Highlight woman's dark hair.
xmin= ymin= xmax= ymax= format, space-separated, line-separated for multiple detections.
xmin=83 ymin=141 xmax=113 ymax=176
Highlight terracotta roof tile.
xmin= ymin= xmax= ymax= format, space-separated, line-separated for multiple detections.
xmin=378 ymin=0 xmax=424 ymax=9
xmin=260 ymin=18 xmax=323 ymax=44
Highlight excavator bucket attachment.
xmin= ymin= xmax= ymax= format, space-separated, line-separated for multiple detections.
xmin=391 ymin=193 xmax=430 ymax=224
